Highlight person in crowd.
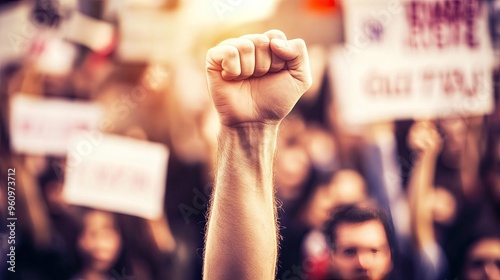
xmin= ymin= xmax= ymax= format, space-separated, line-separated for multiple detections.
xmin=296 ymin=169 xmax=368 ymax=280
xmin=407 ymin=121 xmax=458 ymax=279
xmin=323 ymin=204 xmax=394 ymax=280
xmin=277 ymin=166 xmax=368 ymax=279
xmin=71 ymin=209 xmax=128 ymax=280
xmin=299 ymin=169 xmax=367 ymax=231
xmin=275 ymin=113 xmax=311 ymax=204
xmin=446 ymin=129 xmax=500 ymax=279
xmin=460 ymin=231 xmax=500 ymax=280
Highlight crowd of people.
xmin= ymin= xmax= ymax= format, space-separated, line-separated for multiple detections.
xmin=1 ymin=0 xmax=500 ymax=280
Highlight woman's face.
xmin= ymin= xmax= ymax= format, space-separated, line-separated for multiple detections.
xmin=78 ymin=211 xmax=122 ymax=272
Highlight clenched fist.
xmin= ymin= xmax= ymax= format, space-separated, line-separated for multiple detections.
xmin=206 ymin=30 xmax=312 ymax=127
xmin=408 ymin=121 xmax=443 ymax=155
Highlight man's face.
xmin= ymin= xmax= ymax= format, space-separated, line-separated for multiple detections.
xmin=330 ymin=220 xmax=392 ymax=280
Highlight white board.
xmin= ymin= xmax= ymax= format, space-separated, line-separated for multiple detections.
xmin=330 ymin=0 xmax=495 ymax=124
xmin=9 ymin=94 xmax=104 ymax=156
xmin=63 ymin=133 xmax=169 ymax=220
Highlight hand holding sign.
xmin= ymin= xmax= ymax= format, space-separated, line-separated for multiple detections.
xmin=206 ymin=30 xmax=312 ymax=127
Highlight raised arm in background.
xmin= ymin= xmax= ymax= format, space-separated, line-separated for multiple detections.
xmin=203 ymin=30 xmax=312 ymax=280
xmin=407 ymin=121 xmax=442 ymax=250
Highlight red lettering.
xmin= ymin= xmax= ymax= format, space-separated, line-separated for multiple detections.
xmin=404 ymin=0 xmax=482 ymax=50
xmin=437 ymin=69 xmax=483 ymax=97
xmin=131 ymin=172 xmax=148 ymax=191
xmin=422 ymin=70 xmax=436 ymax=94
xmin=365 ymin=72 xmax=412 ymax=97
xmin=440 ymin=71 xmax=455 ymax=95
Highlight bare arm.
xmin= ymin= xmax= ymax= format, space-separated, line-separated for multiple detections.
xmin=204 ymin=123 xmax=278 ymax=279
xmin=407 ymin=121 xmax=442 ymax=249
xmin=203 ymin=30 xmax=312 ymax=279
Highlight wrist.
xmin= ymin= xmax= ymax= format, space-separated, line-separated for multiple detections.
xmin=412 ymin=149 xmax=440 ymax=161
xmin=219 ymin=122 xmax=280 ymax=139
xmin=216 ymin=121 xmax=278 ymax=195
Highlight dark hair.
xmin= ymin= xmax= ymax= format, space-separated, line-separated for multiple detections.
xmin=450 ymin=225 xmax=500 ymax=279
xmin=323 ymin=204 xmax=396 ymax=256
xmin=71 ymin=207 xmax=132 ymax=278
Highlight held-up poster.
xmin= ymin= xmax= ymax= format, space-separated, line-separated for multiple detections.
xmin=330 ymin=0 xmax=495 ymax=124
xmin=62 ymin=133 xmax=169 ymax=220
xmin=9 ymin=94 xmax=104 ymax=156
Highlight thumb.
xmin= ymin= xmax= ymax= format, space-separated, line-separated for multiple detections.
xmin=270 ymin=38 xmax=312 ymax=88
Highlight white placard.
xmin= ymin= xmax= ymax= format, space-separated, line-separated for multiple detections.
xmin=329 ymin=47 xmax=494 ymax=124
xmin=63 ymin=133 xmax=169 ymax=220
xmin=116 ymin=9 xmax=190 ymax=62
xmin=9 ymin=94 xmax=104 ymax=155
xmin=331 ymin=0 xmax=495 ymax=124
xmin=342 ymin=0 xmax=493 ymax=55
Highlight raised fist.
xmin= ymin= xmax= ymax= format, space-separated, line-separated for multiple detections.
xmin=407 ymin=121 xmax=443 ymax=155
xmin=206 ymin=30 xmax=312 ymax=127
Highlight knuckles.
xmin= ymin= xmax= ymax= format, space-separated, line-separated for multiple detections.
xmin=251 ymin=35 xmax=271 ymax=48
xmin=264 ymin=29 xmax=287 ymax=40
xmin=295 ymin=39 xmax=307 ymax=51
xmin=221 ymin=46 xmax=239 ymax=59
xmin=237 ymin=40 xmax=255 ymax=54
xmin=206 ymin=30 xmax=312 ymax=86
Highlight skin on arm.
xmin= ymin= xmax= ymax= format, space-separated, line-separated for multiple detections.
xmin=406 ymin=121 xmax=442 ymax=249
xmin=203 ymin=30 xmax=312 ymax=279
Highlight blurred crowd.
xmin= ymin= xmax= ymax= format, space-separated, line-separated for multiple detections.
xmin=1 ymin=0 xmax=500 ymax=280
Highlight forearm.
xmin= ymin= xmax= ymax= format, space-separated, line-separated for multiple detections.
xmin=203 ymin=123 xmax=279 ymax=280
xmin=408 ymin=152 xmax=437 ymax=248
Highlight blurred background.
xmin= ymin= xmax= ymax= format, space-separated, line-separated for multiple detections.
xmin=0 ymin=0 xmax=499 ymax=279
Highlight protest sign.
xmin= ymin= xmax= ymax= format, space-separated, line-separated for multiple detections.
xmin=63 ymin=133 xmax=169 ymax=220
xmin=330 ymin=0 xmax=495 ymax=124
xmin=9 ymin=94 xmax=103 ymax=155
